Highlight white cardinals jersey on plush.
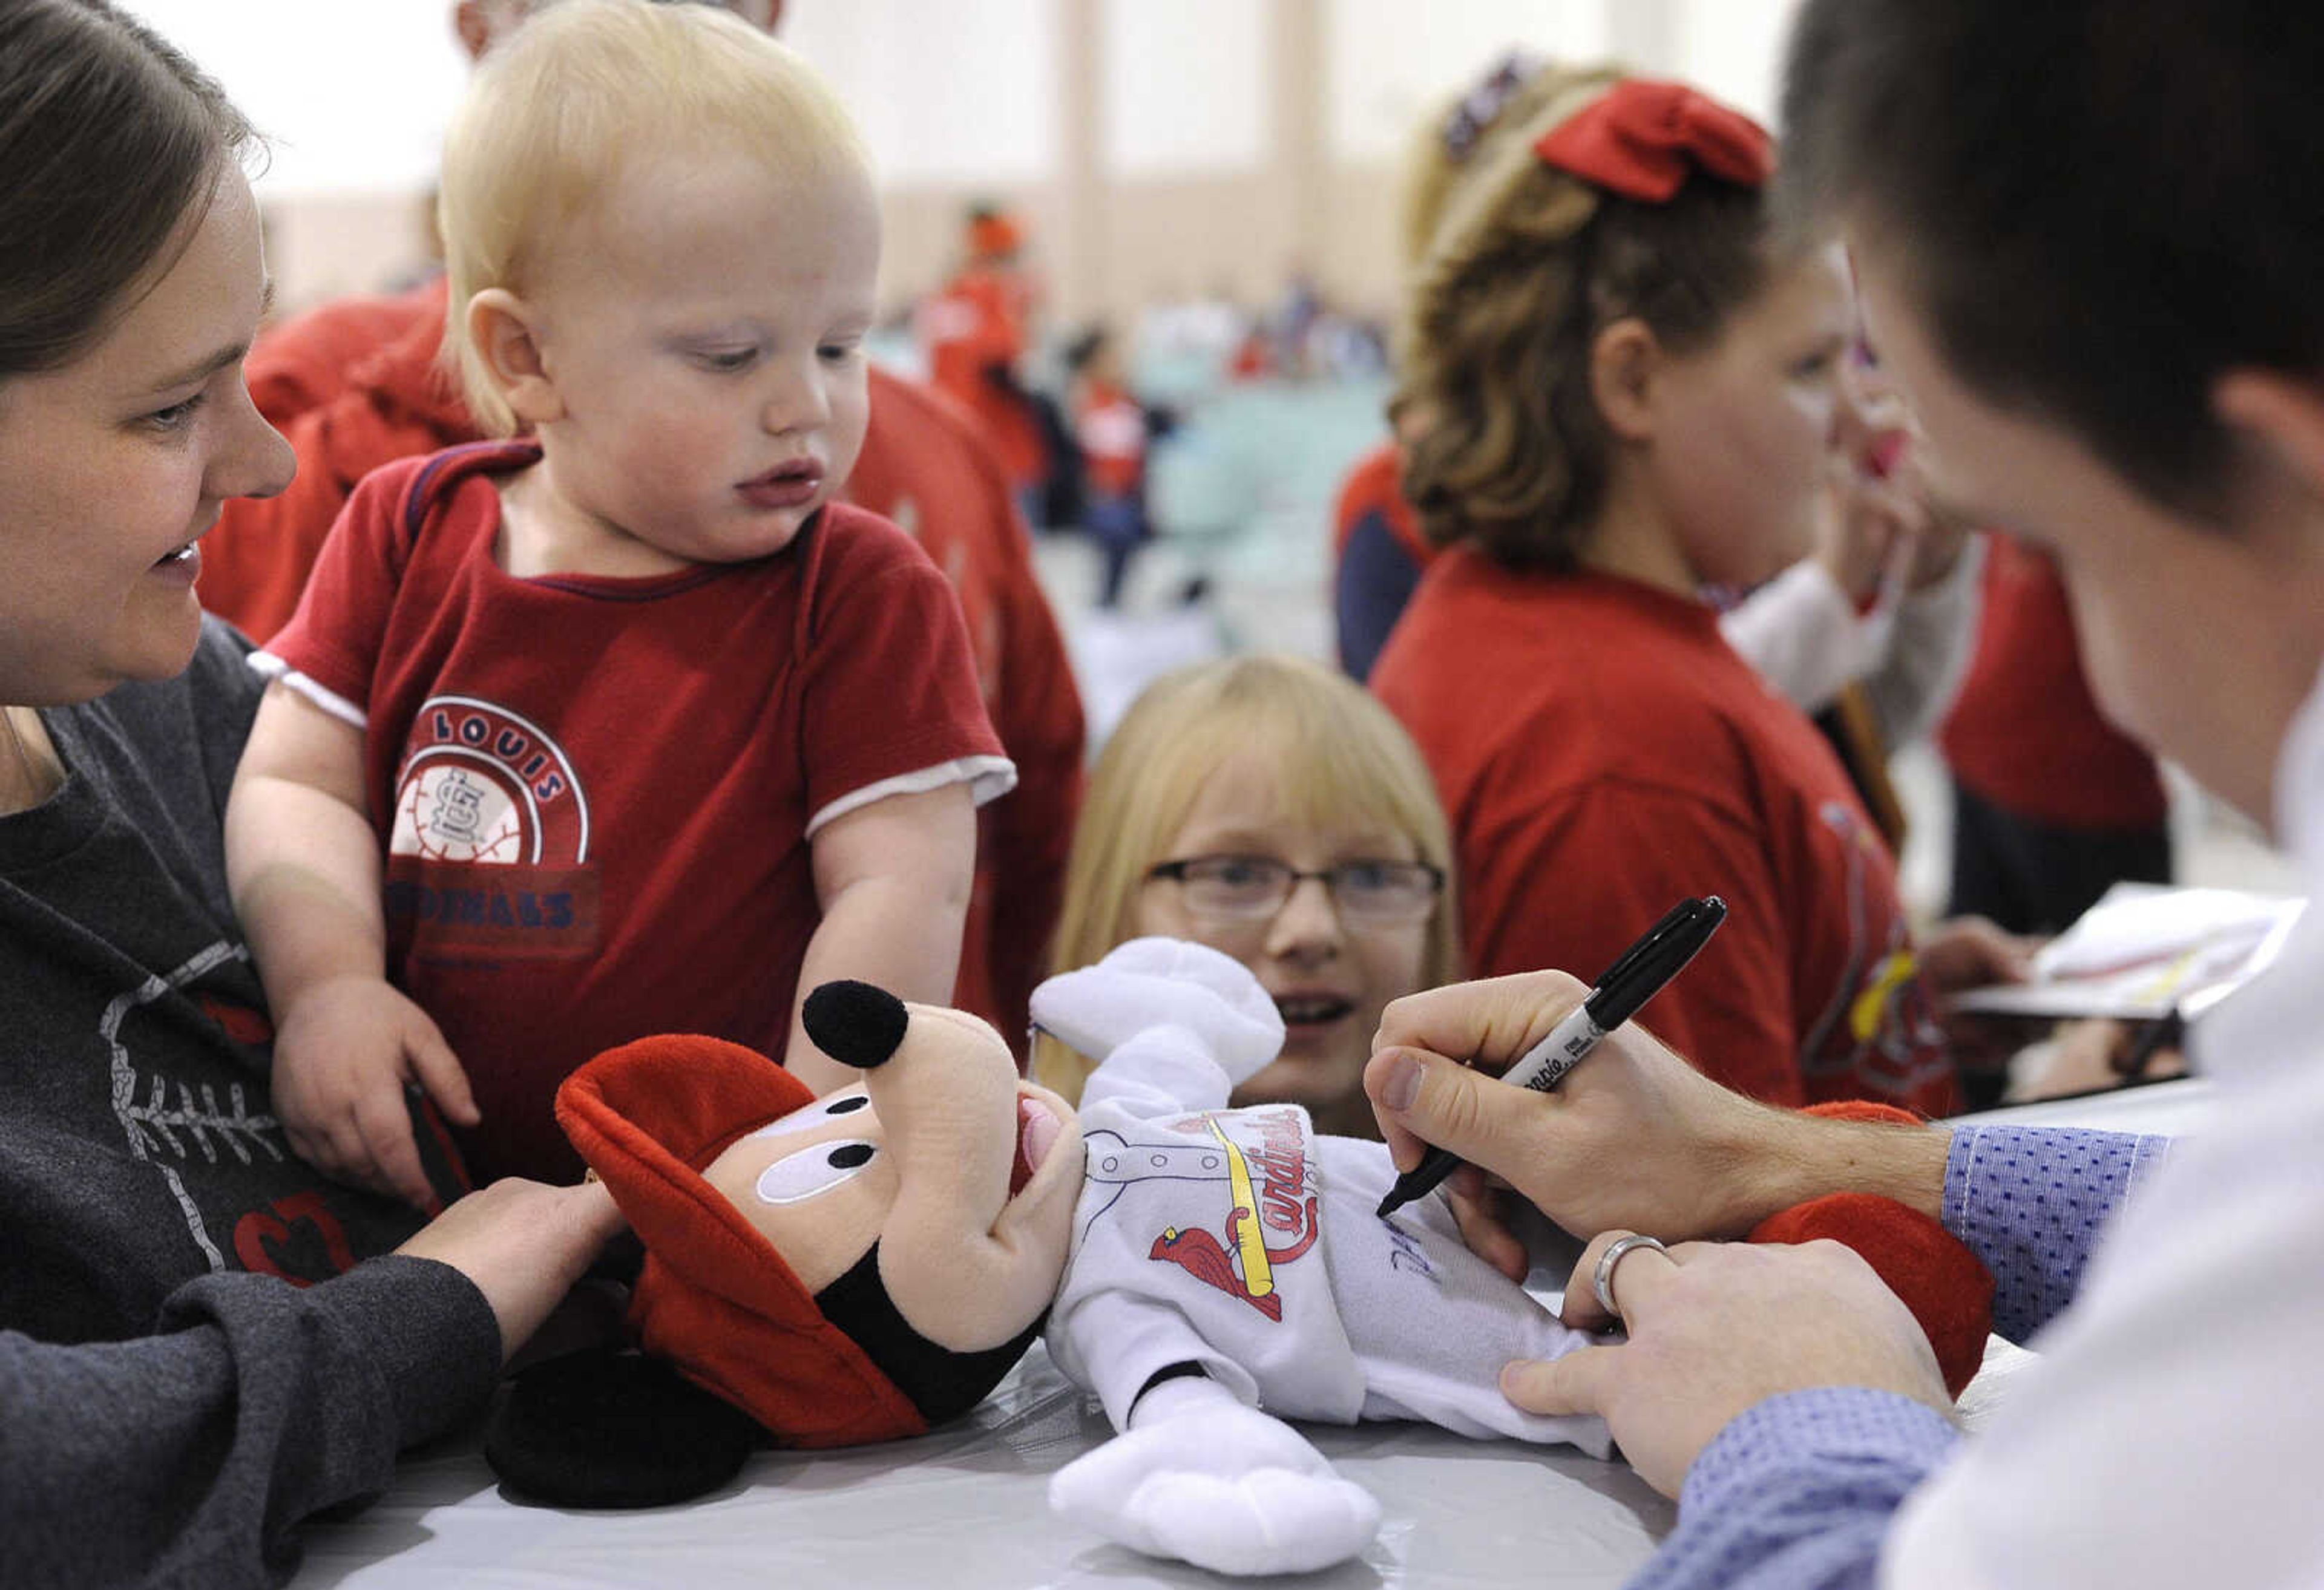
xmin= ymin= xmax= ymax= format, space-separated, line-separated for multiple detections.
xmin=1045 ymin=1027 xmax=1610 ymax=1456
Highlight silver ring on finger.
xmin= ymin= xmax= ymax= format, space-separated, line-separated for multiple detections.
xmin=1592 ymin=1232 xmax=1669 ymax=1318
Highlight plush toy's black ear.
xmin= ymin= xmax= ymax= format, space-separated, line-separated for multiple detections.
xmin=487 ymin=1347 xmax=762 ymax=1508
xmin=801 ymin=980 xmax=910 ymax=1070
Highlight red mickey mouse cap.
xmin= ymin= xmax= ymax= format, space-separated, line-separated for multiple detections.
xmin=556 ymin=1035 xmax=927 ymax=1447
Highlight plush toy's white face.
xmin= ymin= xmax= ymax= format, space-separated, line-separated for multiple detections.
xmin=700 ymin=1003 xmax=1087 ymax=1353
xmin=700 ymin=1087 xmax=900 ymax=1294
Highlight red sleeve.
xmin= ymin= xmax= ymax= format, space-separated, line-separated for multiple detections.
xmin=1460 ymin=771 xmax=1806 ymax=1105
xmin=260 ymin=458 xmax=425 ymax=714
xmin=798 ymin=520 xmax=1008 ymax=827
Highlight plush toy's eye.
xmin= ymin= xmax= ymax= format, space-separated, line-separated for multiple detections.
xmin=750 ymin=1088 xmax=874 ymax=1140
xmin=754 ymin=1139 xmax=879 ymax=1205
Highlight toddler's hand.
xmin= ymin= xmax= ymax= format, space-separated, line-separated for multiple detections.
xmin=272 ymin=975 xmax=479 ymax=1212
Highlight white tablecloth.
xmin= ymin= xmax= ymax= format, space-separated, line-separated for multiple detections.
xmin=290 ymin=1340 xmax=1676 ymax=1589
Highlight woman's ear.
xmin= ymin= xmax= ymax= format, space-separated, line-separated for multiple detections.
xmin=467 ymin=289 xmax=565 ymax=428
xmin=1590 ymin=318 xmax=1663 ymax=445
xmin=2214 ymin=370 xmax=2324 ymax=511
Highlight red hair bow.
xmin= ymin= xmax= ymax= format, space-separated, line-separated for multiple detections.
xmin=1533 ymin=78 xmax=1773 ymax=202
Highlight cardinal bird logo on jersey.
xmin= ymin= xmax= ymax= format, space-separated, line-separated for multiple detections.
xmin=1145 ymin=1110 xmax=1319 ymax=1321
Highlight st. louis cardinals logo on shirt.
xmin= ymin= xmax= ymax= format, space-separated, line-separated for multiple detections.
xmin=1083 ymin=1105 xmax=1321 ymax=1324
xmin=384 ymin=695 xmax=600 ymax=958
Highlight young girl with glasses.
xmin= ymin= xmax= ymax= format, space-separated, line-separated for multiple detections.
xmin=1036 ymin=655 xmax=1457 ymax=1136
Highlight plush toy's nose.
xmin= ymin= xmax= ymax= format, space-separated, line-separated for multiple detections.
xmin=801 ymin=980 xmax=910 ymax=1070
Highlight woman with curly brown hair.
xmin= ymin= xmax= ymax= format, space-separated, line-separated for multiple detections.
xmin=1370 ymin=71 xmax=2017 ymax=1116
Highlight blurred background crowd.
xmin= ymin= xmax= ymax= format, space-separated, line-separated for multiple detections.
xmin=131 ymin=0 xmax=2297 ymax=923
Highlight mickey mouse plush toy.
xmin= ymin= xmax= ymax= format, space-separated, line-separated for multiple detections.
xmin=491 ymin=938 xmax=1991 ymax=1577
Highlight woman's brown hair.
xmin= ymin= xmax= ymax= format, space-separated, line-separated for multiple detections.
xmin=0 ymin=0 xmax=255 ymax=381
xmin=1394 ymin=68 xmax=1773 ymax=571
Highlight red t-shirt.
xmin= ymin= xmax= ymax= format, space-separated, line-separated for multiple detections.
xmin=1372 ymin=552 xmax=1957 ymax=1114
xmin=265 ymin=442 xmax=1009 ymax=1182
xmin=204 ymin=280 xmax=1085 ymax=1051
xmin=1938 ymin=537 xmax=2167 ymax=831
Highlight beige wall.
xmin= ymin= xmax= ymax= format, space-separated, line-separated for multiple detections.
xmin=891 ymin=168 xmax=1404 ymax=324
xmin=264 ymin=162 xmax=1410 ymax=338
xmin=262 ymin=192 xmax=437 ymax=317
xmin=261 ymin=0 xmax=1415 ymax=338
xmin=221 ymin=0 xmax=1804 ymax=340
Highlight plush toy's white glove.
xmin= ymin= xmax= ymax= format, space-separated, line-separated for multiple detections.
xmin=1032 ymin=937 xmax=1284 ymax=1086
xmin=1049 ymin=1377 xmax=1380 ymax=1577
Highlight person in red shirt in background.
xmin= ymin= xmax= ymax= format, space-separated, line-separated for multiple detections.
xmin=1331 ymin=53 xmax=1976 ymax=743
xmin=1063 ymin=326 xmax=1151 ymax=609
xmin=195 ymin=0 xmax=1083 ymax=1058
xmin=1938 ymin=540 xmax=2173 ymax=933
xmin=1371 ymin=69 xmax=2022 ymax=1118
xmin=918 ymin=203 xmax=1050 ymax=503
xmin=1338 ymin=350 xmax=1970 ymax=866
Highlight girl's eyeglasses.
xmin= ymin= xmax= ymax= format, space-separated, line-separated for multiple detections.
xmin=1146 ymin=855 xmax=1443 ymax=926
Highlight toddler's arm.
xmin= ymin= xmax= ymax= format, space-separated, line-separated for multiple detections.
xmin=787 ymin=782 xmax=976 ymax=1094
xmin=226 ymin=682 xmax=478 ymax=1209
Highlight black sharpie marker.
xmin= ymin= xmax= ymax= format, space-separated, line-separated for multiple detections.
xmin=1375 ymin=895 xmax=1728 ymax=1219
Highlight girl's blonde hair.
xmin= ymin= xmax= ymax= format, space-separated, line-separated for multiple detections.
xmin=1034 ymin=655 xmax=1461 ymax=1101
xmin=1393 ymin=64 xmax=1774 ymax=571
xmin=436 ymin=0 xmax=873 ymax=435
